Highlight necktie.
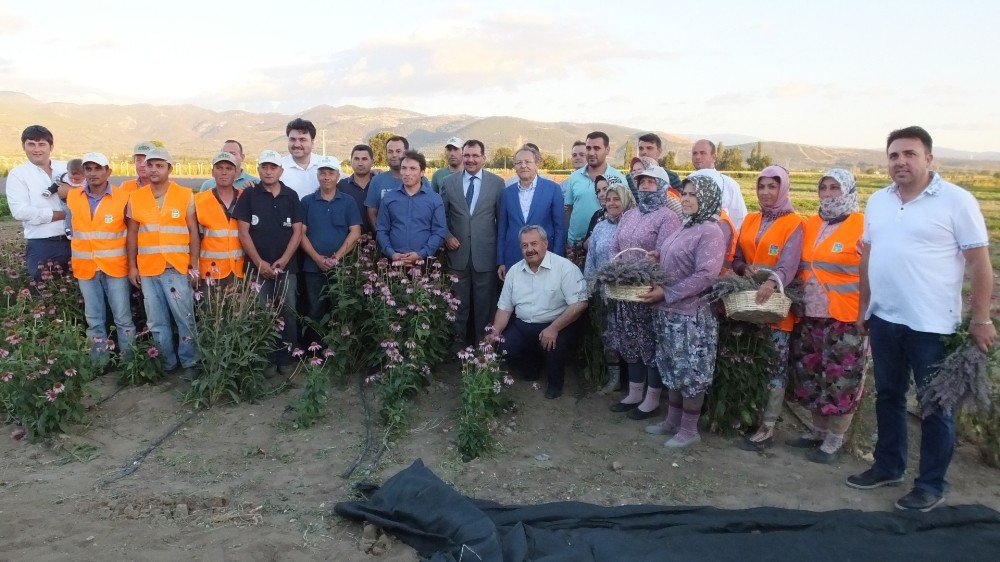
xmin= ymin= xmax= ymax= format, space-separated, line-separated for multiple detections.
xmin=465 ymin=176 xmax=476 ymax=210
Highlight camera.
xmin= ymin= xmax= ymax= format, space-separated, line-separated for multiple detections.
xmin=43 ymin=182 xmax=60 ymax=198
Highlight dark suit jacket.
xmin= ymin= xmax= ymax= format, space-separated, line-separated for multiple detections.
xmin=497 ymin=176 xmax=565 ymax=271
xmin=441 ymin=169 xmax=504 ymax=272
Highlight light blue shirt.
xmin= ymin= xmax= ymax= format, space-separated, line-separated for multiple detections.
xmin=563 ymin=164 xmax=628 ymax=243
xmin=199 ymin=170 xmax=258 ymax=192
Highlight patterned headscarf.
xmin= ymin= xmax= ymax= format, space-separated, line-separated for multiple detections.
xmin=757 ymin=165 xmax=795 ymax=219
xmin=634 ymin=166 xmax=679 ymax=215
xmin=680 ymin=175 xmax=722 ymax=227
xmin=817 ymin=168 xmax=859 ymax=223
xmin=604 ymin=184 xmax=635 ymax=224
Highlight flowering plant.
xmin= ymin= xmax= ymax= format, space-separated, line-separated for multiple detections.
xmin=456 ymin=330 xmax=513 ymax=461
xmin=292 ymin=343 xmax=336 ymax=427
xmin=703 ymin=319 xmax=775 ymax=435
xmin=118 ymin=326 xmax=164 ymax=386
xmin=0 ymin=293 xmax=97 ymax=439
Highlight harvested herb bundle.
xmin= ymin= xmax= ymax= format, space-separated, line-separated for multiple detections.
xmin=590 ymin=257 xmax=667 ymax=295
xmin=919 ymin=321 xmax=996 ymax=418
xmin=706 ymin=271 xmax=803 ymax=305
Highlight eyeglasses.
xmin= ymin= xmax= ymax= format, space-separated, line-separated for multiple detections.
xmin=514 ymin=160 xmax=535 ymax=167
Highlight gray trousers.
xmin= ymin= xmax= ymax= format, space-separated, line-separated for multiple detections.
xmin=451 ymin=265 xmax=497 ymax=343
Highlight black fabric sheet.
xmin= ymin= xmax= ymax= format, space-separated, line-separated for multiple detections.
xmin=334 ymin=459 xmax=1000 ymax=562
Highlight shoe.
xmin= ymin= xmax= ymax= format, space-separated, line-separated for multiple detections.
xmin=785 ymin=435 xmax=824 ymax=449
xmin=845 ymin=468 xmax=904 ymax=490
xmin=738 ymin=435 xmax=773 ymax=452
xmin=645 ymin=421 xmax=677 ymax=436
xmin=894 ymin=488 xmax=945 ymax=512
xmin=664 ymin=433 xmax=701 ymax=449
xmin=627 ymin=407 xmax=660 ymax=421
xmin=278 ymin=363 xmax=296 ymax=377
xmin=806 ymin=448 xmax=840 ymax=464
xmin=610 ymin=401 xmax=640 ymax=413
xmin=544 ymin=387 xmax=562 ymax=400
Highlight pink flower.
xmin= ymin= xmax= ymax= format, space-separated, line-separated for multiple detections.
xmin=45 ymin=389 xmax=58 ymax=402
xmin=64 ymin=368 xmax=77 ymax=377
xmin=309 ymin=357 xmax=323 ymax=366
xmin=250 ymin=281 xmax=262 ymax=293
xmin=52 ymin=382 xmax=65 ymax=394
xmin=323 ymin=349 xmax=335 ymax=357
xmin=341 ymin=328 xmax=351 ymax=337
xmin=147 ymin=347 xmax=159 ymax=358
xmin=308 ymin=342 xmax=322 ymax=352
xmin=194 ymin=290 xmax=203 ymax=302
xmin=1 ymin=372 xmax=13 ymax=382
xmin=292 ymin=348 xmax=305 ymax=358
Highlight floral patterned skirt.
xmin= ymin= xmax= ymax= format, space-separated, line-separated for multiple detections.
xmin=790 ymin=317 xmax=867 ymax=415
xmin=604 ymin=299 xmax=657 ymax=365
xmin=769 ymin=329 xmax=791 ymax=390
xmin=653 ymin=307 xmax=719 ymax=398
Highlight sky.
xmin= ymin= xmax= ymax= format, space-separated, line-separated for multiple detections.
xmin=1 ymin=0 xmax=998 ymax=152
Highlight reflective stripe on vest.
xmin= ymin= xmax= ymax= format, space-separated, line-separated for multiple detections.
xmin=798 ymin=213 xmax=863 ymax=323
xmin=201 ymin=250 xmax=245 ymax=259
xmin=132 ymin=183 xmax=193 ymax=276
xmin=73 ymin=231 xmax=126 ymax=241
xmin=66 ymin=186 xmax=130 ymax=280
xmin=203 ymin=228 xmax=239 ymax=238
xmin=194 ymin=189 xmax=245 ymax=279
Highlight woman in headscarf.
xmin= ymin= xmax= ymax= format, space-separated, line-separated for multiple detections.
xmin=584 ymin=184 xmax=636 ymax=392
xmin=639 ymin=175 xmax=726 ymax=447
xmin=584 ymin=175 xmax=612 ymax=243
xmin=732 ymin=165 xmax=805 ymax=451
xmin=629 ymin=156 xmax=683 ymax=216
xmin=606 ymin=166 xmax=682 ymax=419
xmin=786 ymin=169 xmax=866 ymax=463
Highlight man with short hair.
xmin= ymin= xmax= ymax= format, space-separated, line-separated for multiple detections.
xmin=497 ymin=146 xmax=565 ymax=278
xmin=300 ymin=156 xmax=362 ymax=342
xmin=280 ymin=118 xmax=321 ymax=200
xmin=491 ymin=225 xmax=588 ymax=399
xmin=375 ymin=150 xmax=447 ymax=266
xmin=67 ymin=152 xmax=135 ymax=362
xmin=119 ymin=141 xmax=157 ymax=193
xmin=195 ymin=152 xmax=245 ymax=284
xmin=7 ymin=125 xmax=70 ymax=282
xmin=365 ymin=135 xmax=424 ymax=228
xmin=431 ymin=137 xmax=463 ymax=193
xmin=441 ymin=139 xmax=504 ymax=347
xmin=689 ymin=139 xmax=749 ymax=230
xmin=637 ymin=133 xmax=682 ymax=190
xmin=198 ymin=140 xmax=258 ymax=192
xmin=235 ymin=150 xmax=304 ymax=375
xmin=504 ymin=142 xmax=547 ymax=186
xmin=847 ymin=126 xmax=995 ymax=512
xmin=559 ymin=140 xmax=587 ymax=201
xmin=125 ymin=147 xmax=200 ymax=375
xmin=337 ymin=144 xmax=377 ymax=235
xmin=563 ymin=131 xmax=629 ymax=245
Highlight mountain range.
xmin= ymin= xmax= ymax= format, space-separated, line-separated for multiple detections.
xmin=1 ymin=92 xmax=998 ymax=172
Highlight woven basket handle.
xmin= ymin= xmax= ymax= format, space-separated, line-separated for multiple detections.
xmin=611 ymin=247 xmax=648 ymax=262
xmin=758 ymin=267 xmax=785 ymax=295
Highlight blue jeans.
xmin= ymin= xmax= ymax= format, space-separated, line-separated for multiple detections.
xmin=141 ymin=269 xmax=198 ymax=370
xmin=78 ymin=272 xmax=136 ymax=362
xmin=869 ymin=315 xmax=952 ymax=496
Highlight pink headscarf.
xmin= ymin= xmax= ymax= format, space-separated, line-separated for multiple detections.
xmin=757 ymin=165 xmax=794 ymax=219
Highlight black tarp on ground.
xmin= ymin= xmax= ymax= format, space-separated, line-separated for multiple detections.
xmin=334 ymin=459 xmax=1000 ymax=562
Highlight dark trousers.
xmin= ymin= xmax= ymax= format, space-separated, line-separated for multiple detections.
xmin=303 ymin=271 xmax=329 ymax=345
xmin=257 ymin=271 xmax=298 ymax=366
xmin=26 ymin=237 xmax=71 ymax=282
xmin=501 ymin=317 xmax=579 ymax=392
xmin=869 ymin=315 xmax=953 ymax=496
xmin=452 ymin=265 xmax=497 ymax=343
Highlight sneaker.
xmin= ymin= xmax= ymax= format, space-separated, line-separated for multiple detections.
xmin=664 ymin=433 xmax=701 ymax=449
xmin=846 ymin=468 xmax=904 ymax=490
xmin=645 ymin=421 xmax=677 ymax=436
xmin=894 ymin=488 xmax=945 ymax=512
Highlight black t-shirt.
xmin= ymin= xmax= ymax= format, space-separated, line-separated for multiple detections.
xmin=233 ymin=182 xmax=304 ymax=272
xmin=336 ymin=175 xmax=373 ymax=235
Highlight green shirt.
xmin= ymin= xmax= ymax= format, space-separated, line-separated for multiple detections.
xmin=430 ymin=167 xmax=459 ymax=194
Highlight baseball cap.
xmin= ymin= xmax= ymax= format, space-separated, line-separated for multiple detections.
xmin=211 ymin=151 xmax=239 ymax=166
xmin=258 ymin=150 xmax=283 ymax=167
xmin=145 ymin=147 xmax=173 ymax=165
xmin=634 ymin=166 xmax=670 ymax=185
xmin=316 ymin=155 xmax=341 ymax=172
xmin=133 ymin=141 xmax=155 ymax=156
xmin=82 ymin=152 xmax=110 ymax=167
xmin=445 ymin=137 xmax=463 ymax=149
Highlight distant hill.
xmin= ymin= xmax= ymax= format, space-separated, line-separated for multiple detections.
xmin=1 ymin=92 xmax=997 ymax=172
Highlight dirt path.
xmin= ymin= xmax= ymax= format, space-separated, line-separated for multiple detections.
xmin=2 ymin=361 xmax=997 ymax=560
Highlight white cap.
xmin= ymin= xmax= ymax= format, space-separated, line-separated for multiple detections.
xmin=445 ymin=137 xmax=464 ymax=149
xmin=211 ymin=151 xmax=239 ymax=166
xmin=258 ymin=150 xmax=283 ymax=167
xmin=634 ymin=165 xmax=670 ymax=185
xmin=82 ymin=152 xmax=110 ymax=167
xmin=145 ymin=147 xmax=173 ymax=165
xmin=316 ymin=155 xmax=341 ymax=172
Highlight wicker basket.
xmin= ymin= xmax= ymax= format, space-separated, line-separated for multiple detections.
xmin=605 ymin=248 xmax=654 ymax=302
xmin=722 ymin=273 xmax=792 ymax=324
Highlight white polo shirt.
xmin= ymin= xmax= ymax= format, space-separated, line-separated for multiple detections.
xmin=690 ymin=168 xmax=748 ymax=230
xmin=498 ymin=250 xmax=587 ymax=324
xmin=6 ymin=159 xmax=68 ymax=239
xmin=863 ymin=173 xmax=988 ymax=334
xmin=280 ymin=153 xmax=321 ymax=200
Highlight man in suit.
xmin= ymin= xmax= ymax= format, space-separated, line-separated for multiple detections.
xmin=441 ymin=139 xmax=504 ymax=350
xmin=497 ymin=145 xmax=565 ymax=279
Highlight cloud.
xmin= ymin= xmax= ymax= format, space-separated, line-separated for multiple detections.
xmin=706 ymin=93 xmax=755 ymax=106
xmin=768 ymin=82 xmax=844 ymax=100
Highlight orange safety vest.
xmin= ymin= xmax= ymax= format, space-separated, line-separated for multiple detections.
xmin=66 ymin=186 xmax=129 ymax=279
xmin=737 ymin=212 xmax=804 ymax=331
xmin=195 ymin=189 xmax=245 ymax=279
xmin=798 ymin=213 xmax=863 ymax=323
xmin=667 ymin=188 xmax=681 ymax=201
xmin=119 ymin=178 xmax=142 ymax=193
xmin=718 ymin=209 xmax=738 ymax=276
xmin=130 ymin=183 xmax=193 ymax=276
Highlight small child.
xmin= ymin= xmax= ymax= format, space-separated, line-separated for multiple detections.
xmin=57 ymin=158 xmax=85 ymax=237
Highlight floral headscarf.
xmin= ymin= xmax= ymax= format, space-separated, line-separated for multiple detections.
xmin=680 ymin=175 xmax=722 ymax=227
xmin=604 ymin=184 xmax=635 ymax=224
xmin=817 ymin=168 xmax=859 ymax=223
xmin=634 ymin=166 xmax=683 ymax=216
xmin=757 ymin=165 xmax=795 ymax=219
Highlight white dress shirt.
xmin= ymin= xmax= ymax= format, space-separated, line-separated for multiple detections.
xmin=280 ymin=153 xmax=321 ymax=200
xmin=498 ymin=251 xmax=587 ymax=324
xmin=6 ymin=159 xmax=68 ymax=239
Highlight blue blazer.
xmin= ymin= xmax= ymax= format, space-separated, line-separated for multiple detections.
xmin=497 ymin=177 xmax=566 ymax=270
